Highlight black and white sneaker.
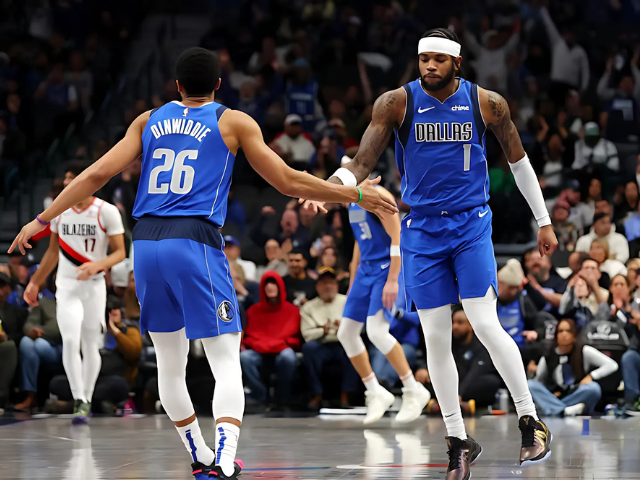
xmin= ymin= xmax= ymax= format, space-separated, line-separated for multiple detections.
xmin=209 ymin=460 xmax=243 ymax=478
xmin=192 ymin=462 xmax=216 ymax=480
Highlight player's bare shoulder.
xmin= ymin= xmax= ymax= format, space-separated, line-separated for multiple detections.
xmin=216 ymin=108 xmax=257 ymax=154
xmin=372 ymin=87 xmax=407 ymax=129
xmin=477 ymin=87 xmax=510 ymax=127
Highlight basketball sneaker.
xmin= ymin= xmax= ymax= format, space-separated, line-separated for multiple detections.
xmin=395 ymin=383 xmax=431 ymax=423
xmin=519 ymin=416 xmax=551 ymax=464
xmin=209 ymin=460 xmax=243 ymax=478
xmin=192 ymin=461 xmax=216 ymax=480
xmin=624 ymin=398 xmax=640 ymax=417
xmin=363 ymin=388 xmax=395 ymax=425
xmin=445 ymin=435 xmax=482 ymax=480
xmin=71 ymin=399 xmax=91 ymax=425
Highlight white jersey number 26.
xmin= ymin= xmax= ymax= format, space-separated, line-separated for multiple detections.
xmin=148 ymin=148 xmax=197 ymax=194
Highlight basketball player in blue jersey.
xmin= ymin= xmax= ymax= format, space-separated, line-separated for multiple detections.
xmin=303 ymin=30 xmax=558 ymax=480
xmin=337 ymin=156 xmax=431 ymax=425
xmin=9 ymin=47 xmax=397 ymax=480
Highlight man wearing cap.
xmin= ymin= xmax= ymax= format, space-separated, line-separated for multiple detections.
xmin=572 ymin=122 xmax=619 ymax=172
xmin=224 ymin=236 xmax=257 ymax=283
xmin=575 ymin=212 xmax=629 ymax=264
xmin=285 ymin=58 xmax=323 ymax=133
xmin=300 ymin=267 xmax=357 ymax=409
xmin=272 ymin=114 xmax=316 ymax=169
xmin=0 ymin=272 xmax=27 ymax=412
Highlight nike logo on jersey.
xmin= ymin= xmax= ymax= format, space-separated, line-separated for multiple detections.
xmin=381 ymin=263 xmax=390 ymax=270
xmin=479 ymin=210 xmax=488 ymax=218
xmin=451 ymin=105 xmax=470 ymax=111
xmin=418 ymin=106 xmax=435 ymax=113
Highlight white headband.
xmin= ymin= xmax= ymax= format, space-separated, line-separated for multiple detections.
xmin=418 ymin=37 xmax=461 ymax=57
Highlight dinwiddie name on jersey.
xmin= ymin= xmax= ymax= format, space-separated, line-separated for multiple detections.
xmin=62 ymin=224 xmax=97 ymax=236
xmin=415 ymin=122 xmax=473 ymax=142
xmin=149 ymin=118 xmax=212 ymax=143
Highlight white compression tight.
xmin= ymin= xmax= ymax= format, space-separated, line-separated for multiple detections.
xmin=461 ymin=288 xmax=537 ymax=420
xmin=337 ymin=310 xmax=397 ymax=358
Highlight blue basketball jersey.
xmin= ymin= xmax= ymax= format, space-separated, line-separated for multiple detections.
xmin=348 ymin=203 xmax=390 ymax=263
xmin=394 ymin=78 xmax=488 ymax=217
xmin=133 ymin=101 xmax=235 ymax=228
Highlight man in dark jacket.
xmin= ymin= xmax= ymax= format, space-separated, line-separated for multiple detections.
xmin=622 ymin=312 xmax=640 ymax=415
xmin=240 ymin=271 xmax=301 ymax=407
xmin=0 ymin=272 xmax=27 ymax=410
xmin=417 ymin=305 xmax=501 ymax=410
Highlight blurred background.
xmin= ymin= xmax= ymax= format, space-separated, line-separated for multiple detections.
xmin=0 ymin=0 xmax=639 ymax=417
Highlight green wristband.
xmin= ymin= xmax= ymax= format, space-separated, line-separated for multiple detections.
xmin=356 ymin=186 xmax=363 ymax=204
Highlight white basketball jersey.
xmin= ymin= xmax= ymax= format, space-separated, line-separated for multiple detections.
xmin=50 ymin=198 xmax=125 ymax=280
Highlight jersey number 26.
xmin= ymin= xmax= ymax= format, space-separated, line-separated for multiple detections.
xmin=148 ymin=148 xmax=197 ymax=194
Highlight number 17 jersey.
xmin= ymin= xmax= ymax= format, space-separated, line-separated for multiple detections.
xmin=394 ymin=78 xmax=488 ymax=217
xmin=133 ymin=101 xmax=235 ymax=228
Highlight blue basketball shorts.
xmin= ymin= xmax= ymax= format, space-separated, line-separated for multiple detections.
xmin=401 ymin=205 xmax=498 ymax=310
xmin=342 ymin=259 xmax=391 ymax=323
xmin=132 ymin=216 xmax=242 ymax=340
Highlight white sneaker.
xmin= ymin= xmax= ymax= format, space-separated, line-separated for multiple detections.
xmin=395 ymin=384 xmax=431 ymax=423
xmin=563 ymin=403 xmax=586 ymax=417
xmin=363 ymin=388 xmax=395 ymax=425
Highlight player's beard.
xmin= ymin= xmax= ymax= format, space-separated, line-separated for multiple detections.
xmin=420 ymin=63 xmax=456 ymax=92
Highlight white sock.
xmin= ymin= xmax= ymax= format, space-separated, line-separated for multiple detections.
xmin=462 ymin=290 xmax=539 ymax=421
xmin=362 ymin=372 xmax=383 ymax=392
xmin=176 ymin=419 xmax=215 ymax=466
xmin=216 ymin=422 xmax=240 ymax=476
xmin=443 ymin=410 xmax=467 ymax=440
xmin=400 ymin=371 xmax=418 ymax=390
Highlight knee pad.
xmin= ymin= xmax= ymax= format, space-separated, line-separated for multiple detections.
xmin=337 ymin=317 xmax=366 ymax=358
xmin=365 ymin=310 xmax=396 ymax=355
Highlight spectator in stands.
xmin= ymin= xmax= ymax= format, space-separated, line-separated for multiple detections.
xmin=497 ymin=259 xmax=544 ymax=365
xmin=627 ymin=258 xmax=640 ymax=291
xmin=309 ymin=129 xmax=345 ymax=180
xmin=14 ymin=290 xmax=61 ymax=412
xmin=610 ymin=274 xmax=633 ymax=322
xmin=589 ymin=238 xmax=627 ymax=280
xmin=300 ymin=267 xmax=356 ymax=408
xmin=256 ymin=239 xmax=289 ymax=279
xmin=285 ymin=58 xmax=323 ymax=132
xmin=622 ymin=308 xmax=640 ymax=415
xmin=559 ymin=265 xmax=609 ymax=329
xmin=555 ymin=180 xmax=591 ymax=233
xmin=528 ymin=319 xmax=618 ymax=416
xmin=241 ymin=271 xmax=301 ymax=407
xmin=224 ymin=235 xmax=257 ymax=282
xmin=417 ymin=305 xmax=500 ymax=412
xmin=552 ymin=199 xmax=578 ymax=252
xmin=251 ymin=206 xmax=311 ymax=252
xmin=624 ymin=197 xmax=640 ymax=259
xmin=65 ymin=50 xmax=93 ymax=114
xmin=272 ymin=114 xmax=316 ymax=170
xmin=575 ymin=212 xmax=629 ymax=263
xmin=572 ymin=122 xmax=620 ymax=172
xmin=523 ymin=248 xmax=567 ymax=313
xmin=580 ymin=178 xmax=603 ymax=226
xmin=615 ymin=181 xmax=639 ymax=227
xmin=230 ymin=261 xmax=259 ymax=312
xmin=49 ymin=296 xmax=142 ymax=414
xmin=283 ymin=248 xmax=317 ymax=307
xmin=540 ymin=133 xmax=567 ymax=195
xmin=328 ymin=118 xmax=358 ymax=152
xmin=123 ymin=271 xmax=140 ymax=321
xmin=0 ymin=272 xmax=25 ymax=411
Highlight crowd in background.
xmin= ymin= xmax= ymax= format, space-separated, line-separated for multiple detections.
xmin=1 ymin=0 xmax=640 ymax=415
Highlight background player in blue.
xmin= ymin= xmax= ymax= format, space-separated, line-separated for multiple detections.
xmin=302 ymin=29 xmax=559 ymax=480
xmin=9 ymin=48 xmax=397 ymax=480
xmin=336 ymin=157 xmax=431 ymax=425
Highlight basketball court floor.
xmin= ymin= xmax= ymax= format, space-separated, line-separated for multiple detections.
xmin=1 ymin=413 xmax=639 ymax=479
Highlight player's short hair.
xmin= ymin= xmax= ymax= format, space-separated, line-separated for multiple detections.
xmin=420 ymin=28 xmax=461 ymax=45
xmin=175 ymin=47 xmax=220 ymax=97
xmin=65 ymin=161 xmax=88 ymax=178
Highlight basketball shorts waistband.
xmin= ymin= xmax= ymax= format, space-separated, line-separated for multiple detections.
xmin=132 ymin=215 xmax=223 ymax=250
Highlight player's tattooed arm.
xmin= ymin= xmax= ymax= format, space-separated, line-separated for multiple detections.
xmin=330 ymin=88 xmax=405 ymax=185
xmin=480 ymin=88 xmax=526 ymax=163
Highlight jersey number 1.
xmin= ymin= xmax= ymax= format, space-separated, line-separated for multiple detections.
xmin=149 ymin=148 xmax=197 ymax=194
xmin=463 ymin=144 xmax=471 ymax=172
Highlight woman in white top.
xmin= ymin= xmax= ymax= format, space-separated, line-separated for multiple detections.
xmin=528 ymin=319 xmax=618 ymax=416
xmin=590 ymin=238 xmax=627 ymax=281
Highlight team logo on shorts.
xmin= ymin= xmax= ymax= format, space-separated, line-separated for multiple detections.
xmin=217 ymin=300 xmax=234 ymax=323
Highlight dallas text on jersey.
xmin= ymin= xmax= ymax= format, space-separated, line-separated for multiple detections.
xmin=414 ymin=122 xmax=473 ymax=143
xmin=149 ymin=118 xmax=212 ymax=143
xmin=61 ymin=224 xmax=97 ymax=236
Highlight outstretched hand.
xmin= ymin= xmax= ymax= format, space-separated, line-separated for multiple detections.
xmin=537 ymin=225 xmax=558 ymax=257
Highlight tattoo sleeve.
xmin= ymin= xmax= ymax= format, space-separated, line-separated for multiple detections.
xmin=487 ymin=91 xmax=526 ymax=163
xmin=329 ymin=90 xmax=401 ymax=184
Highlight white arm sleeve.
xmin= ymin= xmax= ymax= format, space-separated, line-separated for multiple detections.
xmin=508 ymin=155 xmax=551 ymax=227
xmin=583 ymin=345 xmax=618 ymax=381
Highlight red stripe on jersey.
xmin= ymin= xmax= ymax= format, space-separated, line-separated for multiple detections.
xmin=32 ymin=224 xmax=51 ymax=241
xmin=96 ymin=199 xmax=106 ymax=232
xmin=59 ymin=237 xmax=91 ymax=265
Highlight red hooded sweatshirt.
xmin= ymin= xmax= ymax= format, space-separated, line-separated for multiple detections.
xmin=243 ymin=271 xmax=302 ymax=354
